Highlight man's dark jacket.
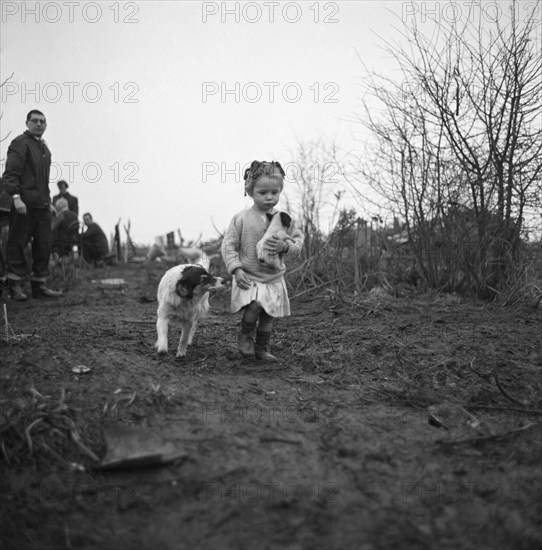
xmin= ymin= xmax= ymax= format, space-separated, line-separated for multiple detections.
xmin=82 ymin=222 xmax=109 ymax=258
xmin=2 ymin=130 xmax=52 ymax=208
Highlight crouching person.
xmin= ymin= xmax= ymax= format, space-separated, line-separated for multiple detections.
xmin=2 ymin=110 xmax=62 ymax=300
xmin=81 ymin=213 xmax=109 ymax=266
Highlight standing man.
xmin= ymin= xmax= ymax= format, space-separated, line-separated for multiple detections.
xmin=53 ymin=179 xmax=79 ymax=215
xmin=2 ymin=110 xmax=62 ymax=300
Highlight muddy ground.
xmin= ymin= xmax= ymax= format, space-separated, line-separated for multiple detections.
xmin=1 ymin=262 xmax=541 ymax=550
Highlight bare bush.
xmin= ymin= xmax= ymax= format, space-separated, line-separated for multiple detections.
xmin=348 ymin=1 xmax=541 ymax=299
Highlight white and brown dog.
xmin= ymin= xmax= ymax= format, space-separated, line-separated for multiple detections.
xmin=155 ymin=264 xmax=224 ymax=358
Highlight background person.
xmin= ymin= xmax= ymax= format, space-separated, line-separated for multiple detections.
xmin=53 ymin=180 xmax=79 ymax=216
xmin=52 ymin=198 xmax=80 ymax=257
xmin=0 ymin=177 xmax=10 ymax=299
xmin=81 ymin=213 xmax=109 ymax=266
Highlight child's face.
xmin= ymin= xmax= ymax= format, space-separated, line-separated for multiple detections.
xmin=251 ymin=174 xmax=283 ymax=212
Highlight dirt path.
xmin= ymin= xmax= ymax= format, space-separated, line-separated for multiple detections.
xmin=1 ymin=264 xmax=541 ymax=550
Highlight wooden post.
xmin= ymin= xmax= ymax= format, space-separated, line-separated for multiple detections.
xmin=354 ymin=218 xmax=361 ymax=291
xmin=115 ymin=219 xmax=121 ymax=262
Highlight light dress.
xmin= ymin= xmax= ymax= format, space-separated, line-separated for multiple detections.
xmin=221 ymin=205 xmax=303 ymax=318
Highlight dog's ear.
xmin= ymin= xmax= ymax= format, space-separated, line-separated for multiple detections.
xmin=266 ymin=212 xmax=275 ymax=222
xmin=176 ymin=278 xmax=193 ymax=299
xmin=279 ymin=212 xmax=292 ymax=228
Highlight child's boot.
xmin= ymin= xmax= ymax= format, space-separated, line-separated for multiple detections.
xmin=255 ymin=330 xmax=277 ymax=361
xmin=238 ymin=320 xmax=256 ymax=358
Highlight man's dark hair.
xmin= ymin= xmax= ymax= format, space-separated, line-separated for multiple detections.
xmin=26 ymin=110 xmax=46 ymax=122
xmin=83 ymin=212 xmax=93 ymax=220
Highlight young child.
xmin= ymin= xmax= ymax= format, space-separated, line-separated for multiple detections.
xmin=221 ymin=160 xmax=303 ymax=360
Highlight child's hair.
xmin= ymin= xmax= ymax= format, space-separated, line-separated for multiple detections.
xmin=244 ymin=160 xmax=285 ymax=197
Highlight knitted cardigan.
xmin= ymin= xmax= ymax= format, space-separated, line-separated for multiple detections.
xmin=221 ymin=206 xmax=303 ymax=284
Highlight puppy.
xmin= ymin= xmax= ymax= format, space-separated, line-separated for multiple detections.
xmin=155 ymin=264 xmax=224 ymax=358
xmin=256 ymin=211 xmax=295 ymax=270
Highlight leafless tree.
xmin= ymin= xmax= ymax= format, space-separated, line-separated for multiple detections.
xmin=280 ymin=139 xmax=352 ymax=293
xmin=352 ymin=1 xmax=541 ymax=296
xmin=283 ymin=139 xmax=345 ymax=258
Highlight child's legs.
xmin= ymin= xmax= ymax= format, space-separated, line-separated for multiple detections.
xmin=238 ymin=301 xmax=262 ymax=357
xmin=255 ymin=309 xmax=276 ymax=359
xmin=240 ymin=302 xmax=276 ymax=359
xmin=241 ymin=301 xmax=262 ymax=326
xmin=241 ymin=302 xmax=274 ymax=330
xmin=257 ymin=309 xmax=273 ymax=332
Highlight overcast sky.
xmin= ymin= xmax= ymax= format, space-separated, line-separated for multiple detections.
xmin=1 ymin=1 xmax=537 ymax=245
